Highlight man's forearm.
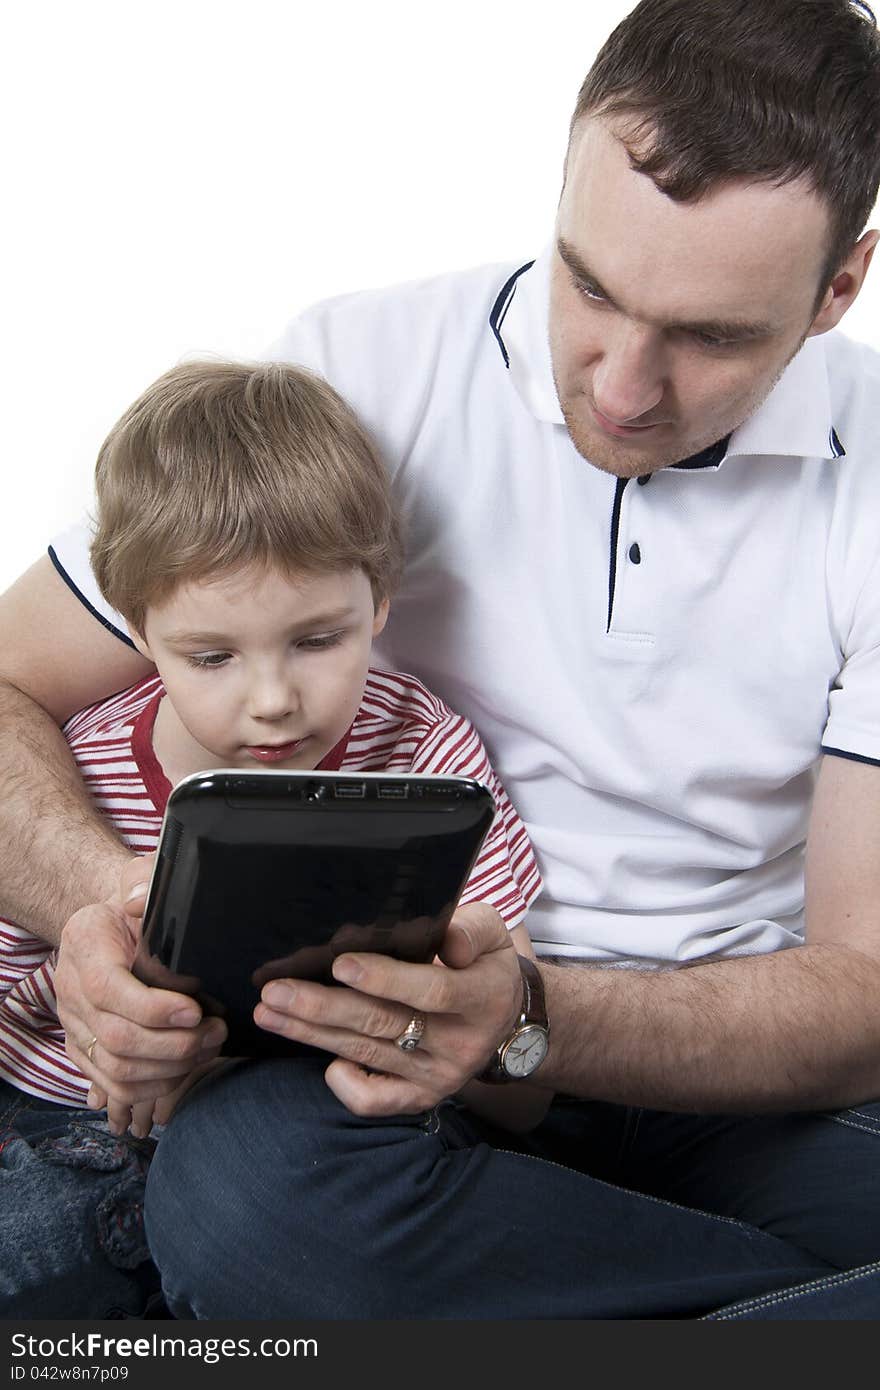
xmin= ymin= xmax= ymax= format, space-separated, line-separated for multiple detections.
xmin=0 ymin=681 xmax=130 ymax=942
xmin=542 ymin=940 xmax=880 ymax=1112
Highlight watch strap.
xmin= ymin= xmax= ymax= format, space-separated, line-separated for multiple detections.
xmin=478 ymin=954 xmax=549 ymax=1084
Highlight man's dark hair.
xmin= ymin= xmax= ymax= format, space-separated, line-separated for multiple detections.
xmin=571 ymin=0 xmax=880 ymax=294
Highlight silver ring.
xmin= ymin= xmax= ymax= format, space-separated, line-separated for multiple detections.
xmin=394 ymin=1012 xmax=426 ymax=1052
xmin=86 ymin=1035 xmax=98 ymax=1064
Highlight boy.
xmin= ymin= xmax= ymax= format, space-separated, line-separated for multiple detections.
xmin=0 ymin=360 xmax=542 ymax=1317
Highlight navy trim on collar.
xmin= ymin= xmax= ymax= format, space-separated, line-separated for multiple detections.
xmin=489 ymin=261 xmax=535 ymax=369
xmin=670 ymin=435 xmax=731 ymax=471
xmin=829 ymin=428 xmax=846 ymax=458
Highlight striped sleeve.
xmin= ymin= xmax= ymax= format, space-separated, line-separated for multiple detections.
xmin=406 ymin=711 xmax=543 ymax=930
xmin=0 ymin=919 xmax=91 ymax=1105
xmin=339 ymin=669 xmax=543 ymax=929
xmin=0 ymin=675 xmax=166 ymax=1106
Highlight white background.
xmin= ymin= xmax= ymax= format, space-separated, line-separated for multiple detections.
xmin=4 ymin=0 xmax=879 ymax=595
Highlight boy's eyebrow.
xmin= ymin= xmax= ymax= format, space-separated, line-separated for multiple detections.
xmin=556 ymin=236 xmax=775 ymax=341
xmin=163 ymin=630 xmax=239 ymax=645
xmin=162 ymin=606 xmax=360 ymax=645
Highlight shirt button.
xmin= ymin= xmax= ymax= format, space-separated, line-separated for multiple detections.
xmin=637 ymin=474 xmax=652 ymax=486
xmin=629 ymin=543 xmax=642 ymax=564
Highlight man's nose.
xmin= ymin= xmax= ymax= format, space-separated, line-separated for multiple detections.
xmin=591 ymin=323 xmax=664 ymax=425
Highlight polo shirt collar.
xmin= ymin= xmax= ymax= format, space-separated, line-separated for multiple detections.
xmin=494 ymin=244 xmax=843 ymax=463
xmin=725 ymin=335 xmax=842 ymax=462
xmin=492 ymin=246 xmax=565 ymax=426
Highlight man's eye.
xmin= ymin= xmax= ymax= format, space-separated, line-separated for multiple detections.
xmin=691 ymin=330 xmax=737 ymax=350
xmin=578 ymin=281 xmax=608 ymax=303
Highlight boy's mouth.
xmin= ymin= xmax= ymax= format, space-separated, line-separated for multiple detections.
xmin=244 ymin=739 xmax=305 ymax=763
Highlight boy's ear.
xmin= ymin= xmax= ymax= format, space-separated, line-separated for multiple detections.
xmin=127 ymin=623 xmax=153 ymax=662
xmin=372 ymin=597 xmax=390 ymax=638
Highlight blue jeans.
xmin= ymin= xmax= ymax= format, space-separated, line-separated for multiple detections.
xmin=0 ymin=1079 xmax=162 ymax=1318
xmin=143 ymin=1058 xmax=880 ymax=1319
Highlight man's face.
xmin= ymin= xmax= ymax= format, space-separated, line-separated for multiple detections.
xmin=134 ymin=563 xmax=388 ymax=779
xmin=549 ymin=116 xmax=833 ymax=477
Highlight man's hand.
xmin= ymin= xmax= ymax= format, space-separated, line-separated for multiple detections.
xmin=56 ymin=854 xmax=227 ymax=1135
xmin=253 ymin=902 xmax=523 ymax=1116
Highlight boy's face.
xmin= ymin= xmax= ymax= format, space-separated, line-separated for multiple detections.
xmin=132 ymin=564 xmax=388 ymax=775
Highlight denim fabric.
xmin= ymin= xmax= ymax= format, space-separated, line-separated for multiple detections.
xmin=528 ymin=1098 xmax=880 ymax=1269
xmin=0 ymin=1080 xmax=162 ymax=1318
xmin=144 ymin=1058 xmax=880 ymax=1320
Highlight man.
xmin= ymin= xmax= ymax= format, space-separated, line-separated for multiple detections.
xmin=2 ymin=0 xmax=880 ymax=1318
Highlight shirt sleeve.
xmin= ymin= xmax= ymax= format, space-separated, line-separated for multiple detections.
xmin=0 ymin=921 xmax=69 ymax=1095
xmin=406 ymin=710 xmax=543 ymax=930
xmin=48 ymin=524 xmax=134 ymax=646
xmin=822 ymin=550 xmax=880 ymax=767
xmin=0 ymin=919 xmax=53 ymax=1006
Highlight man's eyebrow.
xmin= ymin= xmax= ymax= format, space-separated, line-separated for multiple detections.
xmin=556 ymin=236 xmax=775 ymax=340
xmin=557 ymin=237 xmax=619 ymax=305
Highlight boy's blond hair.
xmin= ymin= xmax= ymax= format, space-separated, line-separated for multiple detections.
xmin=90 ymin=360 xmax=404 ymax=633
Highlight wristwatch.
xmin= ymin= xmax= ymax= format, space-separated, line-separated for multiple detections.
xmin=479 ymin=954 xmax=550 ymax=1083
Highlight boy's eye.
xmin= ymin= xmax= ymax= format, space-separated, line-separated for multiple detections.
xmin=297 ymin=631 xmax=345 ymax=651
xmin=187 ymin=652 xmax=231 ymax=669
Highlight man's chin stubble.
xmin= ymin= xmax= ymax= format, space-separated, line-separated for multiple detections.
xmin=559 ymin=405 xmax=689 ymax=479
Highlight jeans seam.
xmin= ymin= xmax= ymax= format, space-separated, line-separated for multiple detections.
xmin=822 ymin=1113 xmax=880 ymax=1138
xmin=0 ymin=1092 xmax=33 ymax=1132
xmin=492 ymin=1147 xmax=765 ymax=1234
xmin=700 ymin=1258 xmax=880 ymax=1319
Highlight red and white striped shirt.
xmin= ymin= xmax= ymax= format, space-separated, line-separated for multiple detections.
xmin=0 ymin=669 xmax=542 ymax=1105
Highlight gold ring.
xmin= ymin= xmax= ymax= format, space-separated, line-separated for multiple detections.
xmin=394 ymin=1012 xmax=426 ymax=1052
xmin=86 ymin=1035 xmax=98 ymax=1064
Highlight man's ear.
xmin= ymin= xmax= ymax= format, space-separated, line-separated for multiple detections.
xmin=808 ymin=229 xmax=879 ymax=337
xmin=372 ymin=596 xmax=390 ymax=638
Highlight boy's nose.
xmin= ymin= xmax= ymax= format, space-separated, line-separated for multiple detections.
xmin=247 ymin=676 xmax=296 ymax=722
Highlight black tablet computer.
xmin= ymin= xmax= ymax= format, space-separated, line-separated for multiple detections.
xmin=133 ymin=769 xmax=496 ymax=1057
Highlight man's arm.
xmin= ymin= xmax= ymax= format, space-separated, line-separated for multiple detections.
xmin=0 ymin=555 xmax=152 ymax=940
xmin=253 ymin=753 xmax=880 ymax=1118
xmin=536 ymin=751 xmax=880 ymax=1112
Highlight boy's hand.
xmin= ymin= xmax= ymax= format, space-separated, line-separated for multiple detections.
xmin=253 ymin=902 xmax=524 ymax=1116
xmin=118 ymin=1057 xmax=231 ymax=1139
xmin=56 ymin=854 xmax=227 ymax=1134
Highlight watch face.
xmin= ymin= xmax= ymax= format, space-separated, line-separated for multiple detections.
xmin=501 ymin=1025 xmax=549 ymax=1079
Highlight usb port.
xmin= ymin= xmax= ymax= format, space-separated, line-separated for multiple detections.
xmin=334 ymin=781 xmax=366 ymax=798
xmin=377 ymin=783 xmax=409 ymax=799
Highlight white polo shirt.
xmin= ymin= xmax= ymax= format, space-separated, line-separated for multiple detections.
xmin=50 ymin=247 xmax=880 ymax=966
